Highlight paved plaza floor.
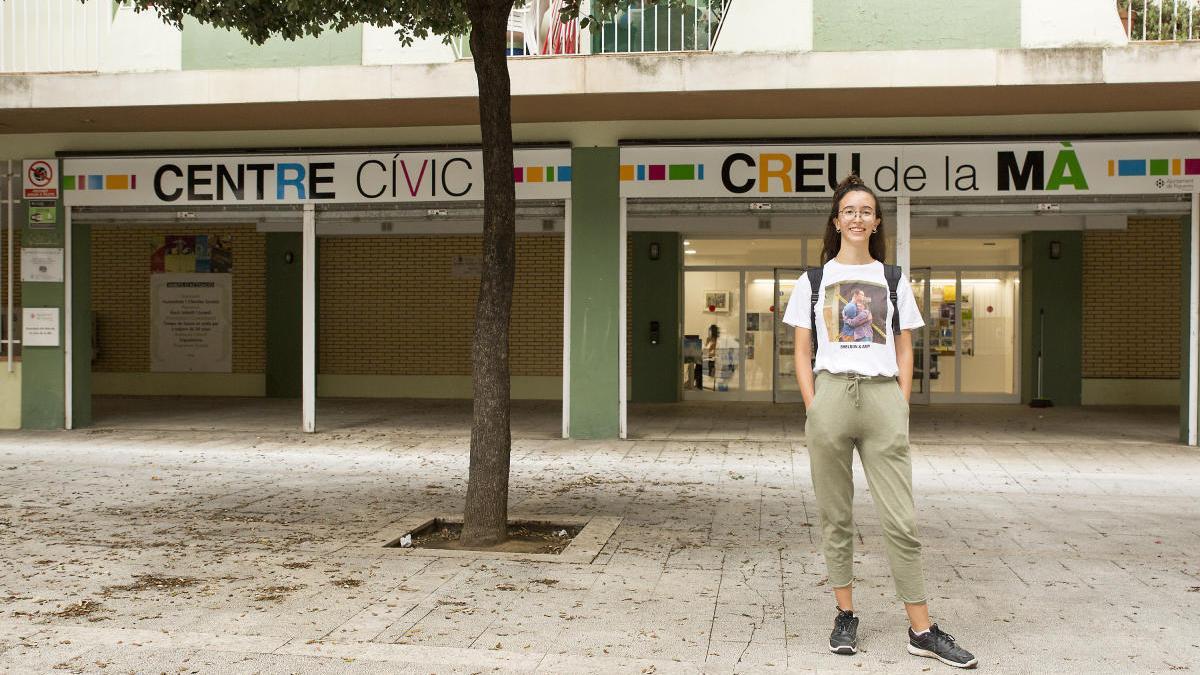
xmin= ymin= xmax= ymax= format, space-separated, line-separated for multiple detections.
xmin=0 ymin=398 xmax=1196 ymax=673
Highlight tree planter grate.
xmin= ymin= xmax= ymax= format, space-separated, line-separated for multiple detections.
xmin=370 ymin=514 xmax=622 ymax=564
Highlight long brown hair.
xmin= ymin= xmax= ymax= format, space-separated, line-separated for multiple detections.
xmin=820 ymin=174 xmax=886 ymax=264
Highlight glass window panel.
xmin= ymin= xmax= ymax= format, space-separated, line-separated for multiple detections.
xmin=959 ymin=271 xmax=1019 ymax=394
xmin=928 ymin=273 xmax=958 ymax=394
xmin=683 ymin=270 xmax=742 ymax=394
xmin=744 ymin=272 xmax=777 ymax=393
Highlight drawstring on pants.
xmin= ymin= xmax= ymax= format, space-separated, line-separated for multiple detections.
xmin=846 ymin=373 xmax=865 ymax=408
xmin=820 ymin=371 xmax=898 ymax=409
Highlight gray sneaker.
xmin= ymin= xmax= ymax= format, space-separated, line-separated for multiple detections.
xmin=829 ymin=608 xmax=858 ymax=654
xmin=907 ymin=624 xmax=978 ymax=668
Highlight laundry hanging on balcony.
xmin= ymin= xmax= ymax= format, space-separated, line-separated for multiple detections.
xmin=541 ymin=0 xmax=580 ymax=55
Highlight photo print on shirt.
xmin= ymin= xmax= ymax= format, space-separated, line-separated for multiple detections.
xmin=824 ymin=281 xmax=888 ymax=346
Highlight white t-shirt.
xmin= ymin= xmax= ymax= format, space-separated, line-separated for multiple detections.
xmin=781 ymin=260 xmax=924 ymax=377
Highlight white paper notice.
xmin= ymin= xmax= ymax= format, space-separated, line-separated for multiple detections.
xmin=150 ymin=273 xmax=232 ymax=373
xmin=20 ymin=248 xmax=64 ymax=283
xmin=22 ymin=308 xmax=60 ymax=347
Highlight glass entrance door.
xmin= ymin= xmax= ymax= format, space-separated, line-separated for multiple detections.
xmin=744 ymin=271 xmax=778 ymax=398
xmin=909 ymin=267 xmax=932 ymax=405
xmin=683 ymin=270 xmax=743 ymax=398
xmin=774 ymin=268 xmax=805 ymax=403
xmin=960 ymin=271 xmax=1020 ymax=399
xmin=926 ymin=269 xmax=1021 ymax=402
xmin=683 ymin=268 xmax=775 ymax=401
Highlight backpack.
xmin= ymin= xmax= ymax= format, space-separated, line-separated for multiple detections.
xmin=806 ymin=264 xmax=902 ymax=358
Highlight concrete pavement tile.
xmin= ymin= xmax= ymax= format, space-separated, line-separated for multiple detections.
xmin=537 ymin=651 xmax=701 ymax=673
xmin=278 ymin=637 xmax=544 ymax=671
xmin=702 ymin=639 xmax=789 ymax=672
xmin=0 ymin=407 xmax=1197 ymax=673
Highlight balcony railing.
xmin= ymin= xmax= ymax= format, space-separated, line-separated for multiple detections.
xmin=0 ymin=0 xmax=110 ymax=73
xmin=454 ymin=0 xmax=731 ymax=58
xmin=1119 ymin=0 xmax=1200 ymax=41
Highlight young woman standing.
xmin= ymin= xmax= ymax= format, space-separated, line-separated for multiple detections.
xmin=782 ymin=175 xmax=978 ymax=669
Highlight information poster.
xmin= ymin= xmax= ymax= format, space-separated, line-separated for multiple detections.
xmin=27 ymin=202 xmax=57 ymax=227
xmin=150 ymin=274 xmax=232 ymax=373
xmin=22 ymin=308 xmax=60 ymax=347
xmin=20 ymin=248 xmax=64 ymax=283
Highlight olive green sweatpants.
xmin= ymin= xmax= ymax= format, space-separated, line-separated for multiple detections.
xmin=804 ymin=371 xmax=927 ymax=605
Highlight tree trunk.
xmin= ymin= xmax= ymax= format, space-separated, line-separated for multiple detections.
xmin=460 ymin=0 xmax=517 ymax=547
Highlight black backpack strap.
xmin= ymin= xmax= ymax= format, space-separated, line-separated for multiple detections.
xmin=806 ymin=267 xmax=823 ymax=358
xmin=884 ymin=264 xmax=902 ymax=337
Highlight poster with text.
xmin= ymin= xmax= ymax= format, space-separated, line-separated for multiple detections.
xmin=150 ymin=273 xmax=232 ymax=373
xmin=150 ymin=235 xmax=233 ymax=274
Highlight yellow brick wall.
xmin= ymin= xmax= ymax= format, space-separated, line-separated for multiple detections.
xmin=1082 ymin=217 xmax=1181 ymax=379
xmin=0 ymin=234 xmax=19 ymax=357
xmin=90 ymin=225 xmax=266 ymax=373
xmin=318 ymin=234 xmax=563 ymax=377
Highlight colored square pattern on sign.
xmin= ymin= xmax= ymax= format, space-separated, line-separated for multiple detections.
xmin=513 ymin=165 xmax=571 ymax=184
xmin=619 ymin=163 xmax=705 ymax=182
xmin=1108 ymin=157 xmax=1200 ymax=177
xmin=65 ymin=174 xmax=138 ymax=190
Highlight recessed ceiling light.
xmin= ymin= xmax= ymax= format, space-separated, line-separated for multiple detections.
xmin=684 ymin=249 xmax=697 ymax=255
xmin=683 ymin=240 xmax=691 ymax=246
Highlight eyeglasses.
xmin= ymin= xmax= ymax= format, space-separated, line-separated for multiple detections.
xmin=839 ymin=207 xmax=877 ymax=221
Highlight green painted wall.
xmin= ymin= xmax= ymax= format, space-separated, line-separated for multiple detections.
xmin=1021 ymin=232 xmax=1082 ymax=406
xmin=569 ymin=147 xmax=621 ymax=438
xmin=265 ymin=233 xmax=303 ymax=398
xmin=813 ymin=0 xmax=1021 ymax=51
xmin=20 ymin=195 xmax=65 ymax=429
xmin=630 ymin=232 xmax=681 ymax=403
xmin=71 ymin=216 xmax=91 ymax=427
xmin=182 ymin=18 xmax=363 ymax=70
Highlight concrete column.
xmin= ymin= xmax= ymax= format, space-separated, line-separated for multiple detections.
xmin=896 ymin=196 xmax=911 ymax=273
xmin=1020 ymin=232 xmax=1082 ymax=406
xmin=567 ymin=147 xmax=621 ymax=439
xmin=302 ymin=204 xmax=316 ymax=433
xmin=265 ymin=232 xmax=303 ymax=398
xmin=66 ymin=207 xmax=91 ymax=428
xmin=1184 ymin=195 xmax=1199 ymax=445
xmin=630 ymin=232 xmax=682 ymax=403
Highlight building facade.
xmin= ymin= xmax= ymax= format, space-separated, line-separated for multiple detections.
xmin=1 ymin=0 xmax=1198 ymax=442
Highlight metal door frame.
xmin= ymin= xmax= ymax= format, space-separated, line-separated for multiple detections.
xmin=909 ymin=267 xmax=933 ymax=405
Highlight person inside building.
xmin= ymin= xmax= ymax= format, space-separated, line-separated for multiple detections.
xmin=703 ymin=324 xmax=720 ymax=391
xmin=782 ymin=174 xmax=978 ymax=669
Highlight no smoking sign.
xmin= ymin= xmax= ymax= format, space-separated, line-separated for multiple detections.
xmin=23 ymin=159 xmax=59 ymax=199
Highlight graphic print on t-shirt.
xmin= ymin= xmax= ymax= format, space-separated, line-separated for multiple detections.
xmin=823 ymin=281 xmax=888 ymax=346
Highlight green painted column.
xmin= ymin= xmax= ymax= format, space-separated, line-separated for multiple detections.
xmin=266 ymin=233 xmax=303 ymax=398
xmin=569 ymin=147 xmax=621 ymax=438
xmin=631 ymin=232 xmax=682 ymax=403
xmin=20 ymin=172 xmax=65 ymax=429
xmin=1021 ymin=232 xmax=1082 ymax=406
